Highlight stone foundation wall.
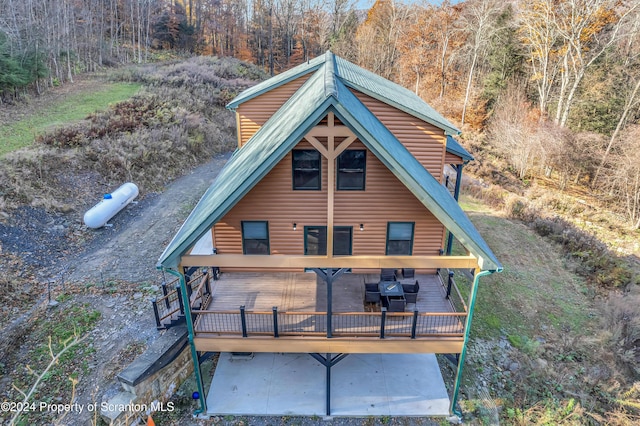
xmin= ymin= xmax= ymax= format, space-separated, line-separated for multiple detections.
xmin=120 ymin=344 xmax=193 ymax=403
xmin=101 ymin=325 xmax=193 ymax=425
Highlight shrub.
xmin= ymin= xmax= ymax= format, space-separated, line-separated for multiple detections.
xmin=601 ymin=291 xmax=640 ymax=379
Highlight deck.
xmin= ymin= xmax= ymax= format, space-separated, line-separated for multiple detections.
xmin=189 ymin=270 xmax=468 ymax=354
xmin=204 ymin=272 xmax=458 ymax=313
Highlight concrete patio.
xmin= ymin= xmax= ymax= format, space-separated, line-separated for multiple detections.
xmin=206 ymin=352 xmax=450 ymax=417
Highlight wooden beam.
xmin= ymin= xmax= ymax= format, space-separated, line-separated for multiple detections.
xmin=333 ymin=135 xmax=357 ymax=158
xmin=306 ymin=125 xmax=355 ymax=139
xmin=180 ymin=254 xmax=479 ymax=269
xmin=194 ymin=336 xmax=464 ymax=354
xmin=327 ymin=115 xmax=335 ymax=256
xmin=235 ymin=111 xmax=242 ymax=148
xmin=304 ymin=136 xmax=329 ymax=158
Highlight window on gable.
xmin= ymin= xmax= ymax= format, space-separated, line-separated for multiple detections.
xmin=292 ymin=150 xmax=321 ymax=190
xmin=386 ymin=222 xmax=414 ymax=255
xmin=242 ymin=221 xmax=270 ymax=254
xmin=337 ymin=150 xmax=366 ymax=190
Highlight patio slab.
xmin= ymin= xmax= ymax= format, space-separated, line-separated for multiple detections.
xmin=206 ymin=352 xmax=450 ymax=417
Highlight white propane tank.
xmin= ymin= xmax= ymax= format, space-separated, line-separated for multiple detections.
xmin=83 ymin=182 xmax=139 ymax=228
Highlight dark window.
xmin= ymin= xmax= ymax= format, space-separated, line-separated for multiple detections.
xmin=304 ymin=226 xmax=327 ymax=255
xmin=333 ymin=226 xmax=353 ymax=255
xmin=304 ymin=226 xmax=352 ymax=255
xmin=242 ymin=221 xmax=270 ymax=254
xmin=386 ymin=222 xmax=414 ymax=255
xmin=293 ymin=150 xmax=321 ymax=190
xmin=337 ymin=150 xmax=366 ymax=190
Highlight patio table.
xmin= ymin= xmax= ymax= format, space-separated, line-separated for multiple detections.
xmin=378 ymin=281 xmax=404 ymax=297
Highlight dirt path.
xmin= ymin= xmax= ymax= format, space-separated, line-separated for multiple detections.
xmin=64 ymin=152 xmax=231 ymax=284
xmin=58 ymin=153 xmax=231 ymax=425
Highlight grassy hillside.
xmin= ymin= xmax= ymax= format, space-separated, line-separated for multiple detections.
xmin=453 ymin=194 xmax=640 ymax=424
xmin=0 ymin=57 xmax=267 ymax=214
xmin=0 ymin=82 xmax=142 ymax=157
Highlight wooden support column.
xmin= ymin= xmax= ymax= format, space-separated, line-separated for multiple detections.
xmin=327 ymin=112 xmax=335 ymax=257
xmin=305 ymin=113 xmax=356 ymax=259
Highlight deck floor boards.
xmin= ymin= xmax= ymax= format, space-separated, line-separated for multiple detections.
xmin=205 ymin=271 xmax=456 ymax=314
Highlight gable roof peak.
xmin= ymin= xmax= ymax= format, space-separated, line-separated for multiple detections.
xmin=227 ymin=52 xmax=460 ymax=135
xmin=324 ymin=51 xmax=338 ymax=100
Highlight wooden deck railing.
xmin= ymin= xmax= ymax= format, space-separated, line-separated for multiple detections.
xmin=438 ymin=268 xmax=467 ymax=313
xmin=152 ymin=269 xmax=212 ymax=329
xmin=152 ymin=280 xmax=183 ymax=329
xmin=192 ymin=308 xmax=466 ymax=339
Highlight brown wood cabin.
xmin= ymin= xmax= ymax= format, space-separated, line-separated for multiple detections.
xmin=156 ymin=51 xmax=502 ymax=417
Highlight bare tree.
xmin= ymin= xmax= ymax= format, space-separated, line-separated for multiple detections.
xmin=518 ymin=0 xmax=561 ymax=117
xmin=593 ymin=6 xmax=640 ymax=186
xmin=458 ymin=0 xmax=501 ymax=126
xmin=489 ymin=82 xmax=541 ymax=179
xmin=355 ymin=0 xmax=412 ymax=80
xmin=604 ymin=125 xmax=640 ymax=229
xmin=553 ymin=0 xmax=639 ymax=127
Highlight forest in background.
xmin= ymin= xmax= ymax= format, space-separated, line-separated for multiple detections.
xmin=1 ymin=0 xmax=639 ymax=230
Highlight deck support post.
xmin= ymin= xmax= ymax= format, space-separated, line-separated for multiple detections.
xmin=446 ymin=164 xmax=464 ymax=256
xmin=312 ymin=268 xmax=346 ymax=338
xmin=309 ymin=352 xmax=349 ymax=416
xmin=164 ymin=268 xmax=207 ymax=416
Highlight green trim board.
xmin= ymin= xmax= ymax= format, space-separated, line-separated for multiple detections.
xmin=158 ymin=53 xmax=501 ymax=272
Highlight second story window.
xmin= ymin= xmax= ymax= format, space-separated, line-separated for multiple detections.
xmin=337 ymin=150 xmax=366 ymax=190
xmin=292 ymin=150 xmax=321 ymax=190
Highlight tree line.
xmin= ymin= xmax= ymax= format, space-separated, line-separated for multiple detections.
xmin=1 ymin=0 xmax=639 ymax=227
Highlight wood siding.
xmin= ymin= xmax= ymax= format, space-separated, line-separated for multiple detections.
xmin=351 ymin=90 xmax=446 ymax=182
xmin=236 ymin=75 xmax=310 ymax=147
xmin=213 ymin=139 xmax=328 ymax=270
xmin=213 ymin=137 xmax=446 ymax=271
xmin=334 ymin=140 xmax=445 ymax=257
xmin=445 ymin=152 xmax=464 ymax=165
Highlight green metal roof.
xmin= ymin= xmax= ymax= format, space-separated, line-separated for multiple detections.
xmin=226 ymin=54 xmax=326 ymax=110
xmin=446 ymin=135 xmax=474 ymax=163
xmin=158 ymin=56 xmax=501 ymax=272
xmin=227 ymin=51 xmax=461 ymax=136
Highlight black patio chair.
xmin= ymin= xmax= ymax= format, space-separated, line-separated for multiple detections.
xmin=364 ymin=282 xmax=381 ymax=304
xmin=402 ymin=280 xmax=419 ymax=304
xmin=402 ymin=268 xmax=415 ymax=279
xmin=382 ymin=296 xmax=406 ymax=312
xmin=380 ymin=268 xmax=397 ymax=282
